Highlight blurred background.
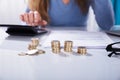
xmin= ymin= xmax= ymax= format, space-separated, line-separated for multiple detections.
xmin=0 ymin=0 xmax=119 ymax=31
xmin=0 ymin=0 xmax=27 ymax=24
xmin=111 ymin=0 xmax=120 ymax=25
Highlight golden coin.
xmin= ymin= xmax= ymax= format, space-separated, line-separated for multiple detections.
xmin=31 ymin=38 xmax=39 ymax=47
xmin=64 ymin=41 xmax=73 ymax=52
xmin=77 ymin=47 xmax=87 ymax=55
xmin=37 ymin=50 xmax=46 ymax=54
xmin=28 ymin=43 xmax=37 ymax=50
xmin=18 ymin=52 xmax=27 ymax=56
xmin=51 ymin=40 xmax=61 ymax=53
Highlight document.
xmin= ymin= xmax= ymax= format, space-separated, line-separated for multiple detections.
xmin=42 ymin=30 xmax=113 ymax=49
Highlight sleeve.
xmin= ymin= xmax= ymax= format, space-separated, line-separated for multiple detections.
xmin=26 ymin=7 xmax=30 ymax=13
xmin=90 ymin=0 xmax=115 ymax=31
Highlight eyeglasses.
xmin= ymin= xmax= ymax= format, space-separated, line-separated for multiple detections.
xmin=106 ymin=42 xmax=120 ymax=57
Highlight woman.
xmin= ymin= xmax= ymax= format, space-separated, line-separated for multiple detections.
xmin=20 ymin=0 xmax=114 ymax=30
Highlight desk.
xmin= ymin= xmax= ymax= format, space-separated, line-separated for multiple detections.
xmin=0 ymin=27 xmax=120 ymax=80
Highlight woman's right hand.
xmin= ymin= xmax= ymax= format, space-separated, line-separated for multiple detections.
xmin=20 ymin=11 xmax=47 ymax=27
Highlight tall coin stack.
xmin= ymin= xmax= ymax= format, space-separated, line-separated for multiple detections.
xmin=64 ymin=41 xmax=73 ymax=52
xmin=28 ymin=38 xmax=39 ymax=50
xmin=77 ymin=47 xmax=87 ymax=55
xmin=31 ymin=38 xmax=39 ymax=47
xmin=51 ymin=40 xmax=61 ymax=53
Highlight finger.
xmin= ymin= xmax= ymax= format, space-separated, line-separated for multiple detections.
xmin=34 ymin=11 xmax=42 ymax=23
xmin=31 ymin=20 xmax=47 ymax=27
xmin=39 ymin=20 xmax=48 ymax=27
xmin=20 ymin=14 xmax=25 ymax=22
xmin=24 ymin=13 xmax=29 ymax=24
xmin=29 ymin=11 xmax=34 ymax=24
xmin=42 ymin=20 xmax=48 ymax=25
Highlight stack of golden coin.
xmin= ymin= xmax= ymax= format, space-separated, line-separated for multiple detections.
xmin=77 ymin=47 xmax=87 ymax=55
xmin=64 ymin=41 xmax=73 ymax=52
xmin=28 ymin=43 xmax=37 ymax=50
xmin=51 ymin=40 xmax=61 ymax=53
xmin=31 ymin=38 xmax=39 ymax=47
xmin=28 ymin=38 xmax=39 ymax=50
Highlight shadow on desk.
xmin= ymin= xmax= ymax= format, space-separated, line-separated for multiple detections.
xmin=0 ymin=29 xmax=50 ymax=51
xmin=6 ymin=35 xmax=33 ymax=41
xmin=0 ymin=33 xmax=48 ymax=51
xmin=112 ymin=55 xmax=120 ymax=59
xmin=0 ymin=36 xmax=31 ymax=51
xmin=5 ymin=33 xmax=47 ymax=41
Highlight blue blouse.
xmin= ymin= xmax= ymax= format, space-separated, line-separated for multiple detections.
xmin=27 ymin=0 xmax=114 ymax=30
xmin=48 ymin=0 xmax=114 ymax=30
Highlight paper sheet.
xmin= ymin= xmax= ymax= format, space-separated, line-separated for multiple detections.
xmin=42 ymin=30 xmax=113 ymax=49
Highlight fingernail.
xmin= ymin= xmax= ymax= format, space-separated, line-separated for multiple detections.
xmin=34 ymin=11 xmax=38 ymax=14
xmin=29 ymin=11 xmax=33 ymax=13
xmin=43 ymin=20 xmax=47 ymax=25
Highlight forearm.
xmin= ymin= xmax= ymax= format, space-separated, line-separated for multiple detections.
xmin=91 ymin=0 xmax=115 ymax=31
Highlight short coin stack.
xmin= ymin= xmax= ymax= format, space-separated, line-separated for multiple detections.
xmin=64 ymin=41 xmax=73 ymax=52
xmin=28 ymin=38 xmax=39 ymax=50
xmin=19 ymin=38 xmax=46 ymax=56
xmin=51 ymin=40 xmax=61 ymax=53
xmin=77 ymin=47 xmax=87 ymax=55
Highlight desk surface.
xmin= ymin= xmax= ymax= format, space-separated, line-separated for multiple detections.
xmin=0 ymin=27 xmax=120 ymax=80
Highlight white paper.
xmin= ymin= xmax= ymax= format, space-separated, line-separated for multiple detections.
xmin=42 ymin=30 xmax=113 ymax=49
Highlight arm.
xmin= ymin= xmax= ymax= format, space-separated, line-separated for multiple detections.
xmin=91 ymin=0 xmax=115 ymax=30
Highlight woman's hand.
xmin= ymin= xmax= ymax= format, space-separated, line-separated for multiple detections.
xmin=20 ymin=11 xmax=47 ymax=27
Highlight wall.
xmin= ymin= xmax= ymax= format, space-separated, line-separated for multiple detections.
xmin=0 ymin=0 xmax=27 ymax=24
